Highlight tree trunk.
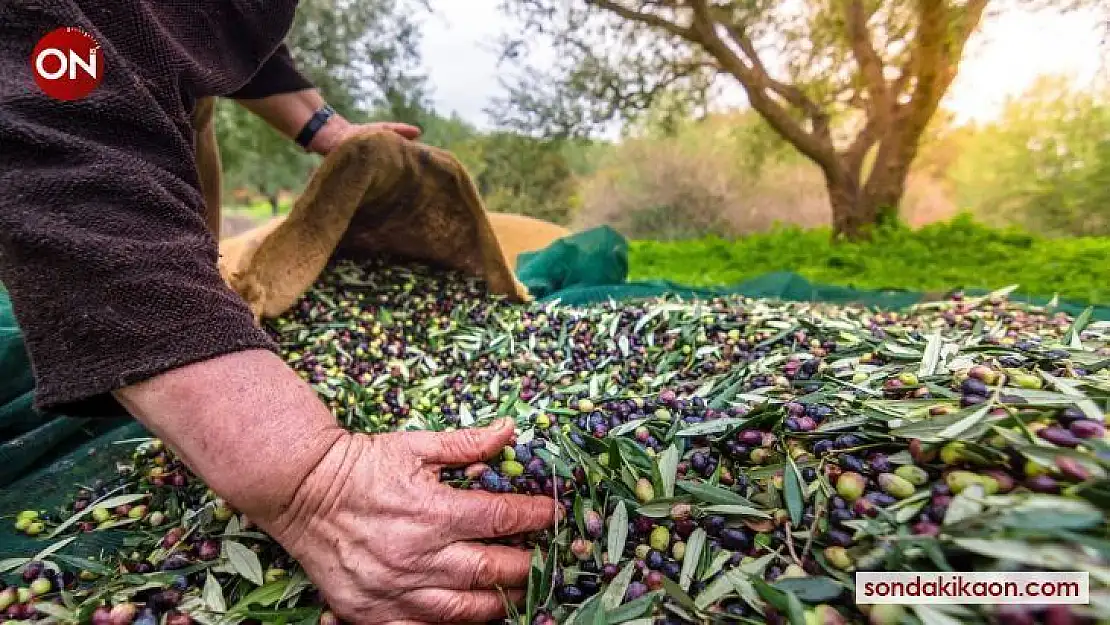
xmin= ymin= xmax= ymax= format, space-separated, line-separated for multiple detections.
xmin=825 ymin=166 xmax=908 ymax=240
xmin=826 ymin=174 xmax=876 ymax=241
xmin=827 ymin=132 xmax=915 ymax=240
xmin=268 ymin=193 xmax=281 ymax=217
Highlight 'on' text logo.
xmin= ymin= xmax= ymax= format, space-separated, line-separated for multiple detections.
xmin=31 ymin=27 xmax=104 ymax=101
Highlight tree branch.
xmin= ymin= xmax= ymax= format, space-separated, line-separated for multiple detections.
xmin=710 ymin=8 xmax=824 ymax=120
xmin=584 ymin=0 xmax=693 ymax=39
xmin=843 ymin=0 xmax=890 ymax=108
xmin=685 ymin=0 xmax=838 ymax=171
xmin=843 ymin=117 xmax=882 ymax=180
xmin=904 ymin=0 xmax=988 ymax=126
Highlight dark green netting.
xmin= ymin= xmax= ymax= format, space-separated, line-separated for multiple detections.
xmin=0 ymin=290 xmax=146 ymax=560
xmin=3 ymin=225 xmax=1109 ymax=561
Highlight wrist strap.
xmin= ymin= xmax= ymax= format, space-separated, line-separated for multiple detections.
xmin=295 ymin=104 xmax=336 ymax=150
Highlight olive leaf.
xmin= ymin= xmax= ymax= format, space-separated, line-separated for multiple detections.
xmin=918 ymin=330 xmax=945 ymax=377
xmin=223 ymin=541 xmax=265 ymax=586
xmin=635 ymin=500 xmax=684 ymax=518
xmin=0 ymin=536 xmax=81 ymax=575
xmin=784 ymin=456 xmax=805 ymax=526
xmin=942 ymin=484 xmax=986 ymax=526
xmin=772 ymin=576 xmax=846 ymax=603
xmin=600 ymin=561 xmax=636 ymax=611
xmin=677 ymin=480 xmax=755 ymax=506
xmin=605 ymin=591 xmax=662 ymax=622
xmin=51 ymin=554 xmax=114 ymax=577
xmin=890 ymin=404 xmax=991 ymax=442
xmin=693 ymin=565 xmax=735 ymax=610
xmin=701 ymin=504 xmax=771 ymax=519
xmin=610 ymin=418 xmax=649 ymax=437
xmin=203 ymin=571 xmax=227 ymax=613
xmin=680 ymin=528 xmax=708 ymax=593
xmin=951 ymin=538 xmax=1110 ymax=584
xmin=993 ymin=495 xmax=1104 ymax=531
xmin=1064 ymin=306 xmax=1093 ymax=347
xmin=752 ymin=578 xmax=806 ymax=625
xmin=652 ymin=572 xmax=697 ymax=612
xmin=935 ymin=404 xmax=994 ymax=441
xmin=675 ymin=418 xmax=748 ymax=437
xmin=607 ymin=501 xmax=628 ymax=564
xmin=277 ymin=568 xmax=311 ymax=608
xmin=658 ymin=445 xmax=681 ymax=499
xmin=47 ymin=493 xmax=148 ymax=539
xmin=574 ymin=495 xmax=587 ymax=538
xmin=31 ymin=603 xmax=76 ymax=623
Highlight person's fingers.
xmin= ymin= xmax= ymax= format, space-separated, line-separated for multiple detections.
xmin=405 ymin=418 xmax=515 ymax=465
xmin=381 ymin=122 xmax=421 ymax=139
xmin=402 ymin=588 xmax=524 ymax=623
xmin=436 ymin=488 xmax=559 ymax=540
xmin=428 ymin=543 xmax=534 ymax=590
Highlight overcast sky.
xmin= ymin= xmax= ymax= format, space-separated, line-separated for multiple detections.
xmin=419 ymin=1 xmax=1106 ymax=130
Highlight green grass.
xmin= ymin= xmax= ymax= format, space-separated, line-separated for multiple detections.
xmin=223 ymin=201 xmax=292 ymax=221
xmin=628 ymin=215 xmax=1110 ymax=305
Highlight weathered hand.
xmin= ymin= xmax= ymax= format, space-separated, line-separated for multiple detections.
xmin=257 ymin=418 xmax=559 ymax=624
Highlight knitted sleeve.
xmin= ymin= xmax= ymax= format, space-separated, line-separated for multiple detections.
xmin=0 ymin=6 xmax=277 ymax=418
xmin=229 ymin=44 xmax=315 ymax=99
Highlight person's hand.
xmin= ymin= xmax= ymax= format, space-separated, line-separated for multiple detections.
xmin=309 ymin=118 xmax=421 ymax=156
xmin=232 ymin=88 xmax=420 ymax=155
xmin=116 ymin=351 xmax=549 ymax=623
xmin=257 ymin=418 xmax=560 ymax=624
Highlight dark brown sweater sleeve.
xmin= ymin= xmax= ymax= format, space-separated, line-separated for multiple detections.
xmin=0 ymin=10 xmax=278 ymax=417
xmin=229 ymin=44 xmax=315 ymax=100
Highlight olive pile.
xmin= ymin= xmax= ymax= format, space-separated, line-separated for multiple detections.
xmin=4 ymin=258 xmax=1109 ymax=625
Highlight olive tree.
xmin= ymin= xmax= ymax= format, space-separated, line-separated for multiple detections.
xmin=490 ymin=0 xmax=1073 ymax=239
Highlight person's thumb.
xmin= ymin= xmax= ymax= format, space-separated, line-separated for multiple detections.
xmin=406 ymin=418 xmax=516 ymax=465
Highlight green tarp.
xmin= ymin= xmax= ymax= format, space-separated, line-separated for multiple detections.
xmin=2 ymin=225 xmax=1108 ymax=558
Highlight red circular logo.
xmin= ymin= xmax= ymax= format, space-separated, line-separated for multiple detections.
xmin=31 ymin=27 xmax=104 ymax=101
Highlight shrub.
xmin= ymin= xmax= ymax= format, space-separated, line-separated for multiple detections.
xmin=573 ymin=112 xmax=958 ymax=239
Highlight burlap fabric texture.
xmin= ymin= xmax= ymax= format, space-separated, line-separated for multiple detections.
xmin=199 ymin=103 xmax=569 ymax=321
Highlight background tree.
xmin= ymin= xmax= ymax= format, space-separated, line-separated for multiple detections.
xmin=948 ymin=75 xmax=1110 ymax=236
xmin=492 ymin=0 xmax=1015 ymax=239
xmin=472 ymin=133 xmax=578 ymax=224
xmin=215 ymin=0 xmax=431 ymax=212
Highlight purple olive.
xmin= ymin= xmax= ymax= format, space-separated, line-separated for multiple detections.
xmin=961 ymin=378 xmax=988 ymax=396
xmin=601 ymin=564 xmax=620 ymax=582
xmin=1069 ymin=419 xmax=1105 ymax=439
xmin=1026 ymin=475 xmax=1060 ymax=493
xmin=720 ymin=528 xmax=751 ymax=550
xmin=624 ymin=582 xmax=648 ymax=602
xmin=1038 ymin=427 xmax=1082 ymax=448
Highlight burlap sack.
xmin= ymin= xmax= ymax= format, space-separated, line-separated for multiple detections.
xmin=215 ymin=126 xmax=541 ymax=321
xmin=485 ymin=212 xmax=571 ymax=270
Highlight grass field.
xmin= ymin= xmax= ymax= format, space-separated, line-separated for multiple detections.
xmin=629 ymin=216 xmax=1110 ymax=305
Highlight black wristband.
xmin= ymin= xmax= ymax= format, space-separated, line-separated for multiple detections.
xmin=294 ymin=104 xmax=336 ymax=150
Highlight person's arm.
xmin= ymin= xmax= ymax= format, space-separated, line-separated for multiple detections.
xmin=228 ymin=44 xmax=420 ymax=155
xmin=1 ymin=15 xmax=552 ymax=625
xmin=116 ymin=349 xmax=559 ymax=623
